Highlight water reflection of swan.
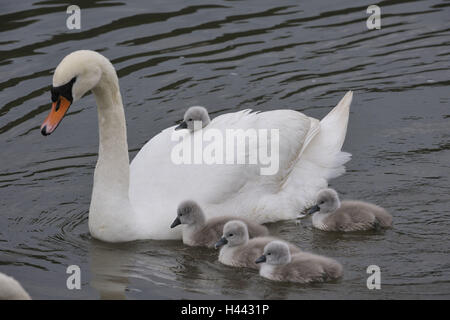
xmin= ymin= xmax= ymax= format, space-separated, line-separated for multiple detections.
xmin=89 ymin=241 xmax=130 ymax=299
xmin=89 ymin=239 xmax=216 ymax=299
xmin=41 ymin=50 xmax=352 ymax=242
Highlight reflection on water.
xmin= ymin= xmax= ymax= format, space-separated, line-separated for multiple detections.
xmin=0 ymin=0 xmax=449 ymax=299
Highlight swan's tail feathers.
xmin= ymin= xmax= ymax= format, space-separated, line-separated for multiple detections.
xmin=320 ymin=90 xmax=352 ymax=153
xmin=281 ymin=92 xmax=353 ymax=211
xmin=324 ymin=151 xmax=352 ymax=180
xmin=268 ymin=92 xmax=353 ymax=219
xmin=302 ymin=90 xmax=353 ymax=181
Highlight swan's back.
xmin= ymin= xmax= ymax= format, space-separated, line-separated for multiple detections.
xmin=130 ymin=109 xmax=310 ymax=238
xmin=0 ymin=273 xmax=31 ymax=300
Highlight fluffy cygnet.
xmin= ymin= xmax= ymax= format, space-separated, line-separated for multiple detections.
xmin=215 ymin=220 xmax=301 ymax=269
xmin=255 ymin=241 xmax=343 ymax=283
xmin=0 ymin=272 xmax=31 ymax=300
xmin=306 ymin=188 xmax=393 ymax=232
xmin=175 ymin=106 xmax=211 ymax=132
xmin=171 ymin=200 xmax=268 ymax=248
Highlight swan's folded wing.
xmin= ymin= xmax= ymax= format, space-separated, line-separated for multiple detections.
xmin=129 ymin=108 xmax=312 ymax=231
xmin=282 ymin=92 xmax=353 ymax=216
xmin=211 ymin=108 xmax=312 ymax=182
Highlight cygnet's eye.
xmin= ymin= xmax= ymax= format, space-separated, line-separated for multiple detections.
xmin=228 ymin=233 xmax=233 ymax=237
xmin=179 ymin=213 xmax=183 ymax=217
xmin=320 ymin=200 xmax=325 ymax=205
xmin=188 ymin=118 xmax=193 ymax=121
xmin=267 ymin=252 xmax=271 ymax=256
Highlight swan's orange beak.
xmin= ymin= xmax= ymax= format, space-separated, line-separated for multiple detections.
xmin=40 ymin=96 xmax=71 ymax=136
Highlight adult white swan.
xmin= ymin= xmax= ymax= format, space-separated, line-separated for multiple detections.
xmin=0 ymin=273 xmax=31 ymax=300
xmin=40 ymin=50 xmax=352 ymax=242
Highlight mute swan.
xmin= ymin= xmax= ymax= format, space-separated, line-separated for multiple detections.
xmin=175 ymin=106 xmax=210 ymax=131
xmin=305 ymin=188 xmax=392 ymax=231
xmin=170 ymin=200 xmax=268 ymax=248
xmin=255 ymin=241 xmax=343 ymax=283
xmin=0 ymin=272 xmax=31 ymax=300
xmin=40 ymin=50 xmax=352 ymax=242
xmin=214 ymin=220 xmax=300 ymax=269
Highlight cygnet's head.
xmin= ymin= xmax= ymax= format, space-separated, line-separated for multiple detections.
xmin=255 ymin=241 xmax=292 ymax=265
xmin=170 ymin=200 xmax=205 ymax=228
xmin=175 ymin=106 xmax=210 ymax=132
xmin=307 ymin=188 xmax=341 ymax=215
xmin=214 ymin=220 xmax=249 ymax=249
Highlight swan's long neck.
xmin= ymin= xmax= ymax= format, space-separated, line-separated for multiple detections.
xmin=88 ymin=62 xmax=138 ymax=242
xmin=93 ymin=82 xmax=129 ymax=197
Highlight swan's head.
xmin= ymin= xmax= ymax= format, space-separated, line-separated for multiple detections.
xmin=255 ymin=241 xmax=291 ymax=265
xmin=175 ymin=106 xmax=210 ymax=132
xmin=40 ymin=50 xmax=113 ymax=136
xmin=306 ymin=188 xmax=341 ymax=215
xmin=214 ymin=220 xmax=249 ymax=249
xmin=170 ymin=200 xmax=205 ymax=228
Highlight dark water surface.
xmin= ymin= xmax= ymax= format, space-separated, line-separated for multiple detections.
xmin=0 ymin=0 xmax=449 ymax=299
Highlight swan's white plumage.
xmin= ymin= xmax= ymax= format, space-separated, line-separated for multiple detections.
xmin=130 ymin=92 xmax=353 ymax=239
xmin=130 ymin=108 xmax=312 ymax=238
xmin=0 ymin=273 xmax=31 ymax=300
xmin=49 ymin=50 xmax=352 ymax=242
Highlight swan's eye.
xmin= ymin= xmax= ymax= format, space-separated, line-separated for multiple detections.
xmin=50 ymin=76 xmax=76 ymax=103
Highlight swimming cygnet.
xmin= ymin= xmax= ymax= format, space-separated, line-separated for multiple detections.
xmin=0 ymin=272 xmax=31 ymax=300
xmin=170 ymin=200 xmax=269 ymax=248
xmin=214 ymin=220 xmax=301 ymax=269
xmin=306 ymin=188 xmax=393 ymax=232
xmin=255 ymin=241 xmax=343 ymax=283
xmin=175 ymin=106 xmax=210 ymax=131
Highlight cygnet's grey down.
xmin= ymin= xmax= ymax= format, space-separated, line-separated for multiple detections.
xmin=214 ymin=220 xmax=301 ymax=269
xmin=305 ymin=188 xmax=393 ymax=232
xmin=255 ymin=241 xmax=343 ymax=283
xmin=0 ymin=272 xmax=31 ymax=300
xmin=170 ymin=200 xmax=269 ymax=248
xmin=175 ymin=106 xmax=211 ymax=131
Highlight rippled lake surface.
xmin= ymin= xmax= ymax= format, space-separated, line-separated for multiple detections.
xmin=1 ymin=0 xmax=449 ymax=299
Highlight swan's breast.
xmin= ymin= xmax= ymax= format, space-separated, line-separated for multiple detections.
xmin=219 ymin=246 xmax=239 ymax=265
xmin=259 ymin=264 xmax=276 ymax=280
xmin=311 ymin=213 xmax=330 ymax=231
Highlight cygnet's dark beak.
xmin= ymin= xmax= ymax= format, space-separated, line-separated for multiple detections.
xmin=170 ymin=217 xmax=181 ymax=228
xmin=255 ymin=254 xmax=266 ymax=264
xmin=214 ymin=237 xmax=228 ymax=249
xmin=175 ymin=121 xmax=188 ymax=130
xmin=306 ymin=205 xmax=320 ymax=215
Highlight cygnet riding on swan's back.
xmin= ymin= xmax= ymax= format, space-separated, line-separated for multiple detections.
xmin=40 ymin=50 xmax=353 ymax=242
xmin=255 ymin=241 xmax=343 ymax=283
xmin=175 ymin=106 xmax=210 ymax=131
xmin=0 ymin=272 xmax=31 ymax=300
xmin=215 ymin=220 xmax=301 ymax=269
xmin=170 ymin=200 xmax=268 ymax=248
xmin=305 ymin=188 xmax=392 ymax=232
